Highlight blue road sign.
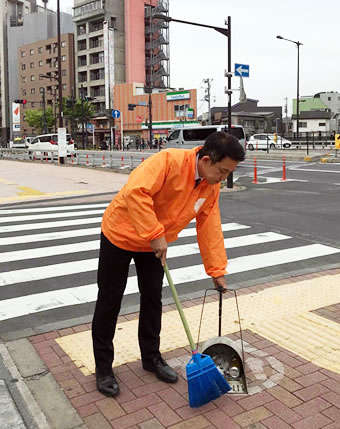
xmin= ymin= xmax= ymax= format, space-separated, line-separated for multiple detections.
xmin=235 ymin=63 xmax=249 ymax=78
xmin=112 ymin=109 xmax=121 ymax=119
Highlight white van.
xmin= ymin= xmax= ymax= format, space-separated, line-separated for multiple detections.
xmin=28 ymin=133 xmax=75 ymax=156
xmin=166 ymin=125 xmax=246 ymax=151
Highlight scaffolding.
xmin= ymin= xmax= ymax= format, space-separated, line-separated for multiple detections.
xmin=144 ymin=0 xmax=170 ymax=89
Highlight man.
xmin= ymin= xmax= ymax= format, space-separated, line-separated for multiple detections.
xmin=92 ymin=131 xmax=245 ymax=397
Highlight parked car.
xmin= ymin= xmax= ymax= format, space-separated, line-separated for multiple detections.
xmin=9 ymin=137 xmax=28 ymax=148
xmin=247 ymin=134 xmax=292 ymax=150
xmin=27 ymin=133 xmax=75 ymax=157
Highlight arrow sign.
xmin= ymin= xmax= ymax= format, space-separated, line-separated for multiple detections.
xmin=112 ymin=109 xmax=121 ymax=119
xmin=235 ymin=63 xmax=249 ymax=78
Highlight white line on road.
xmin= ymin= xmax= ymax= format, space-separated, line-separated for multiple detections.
xmin=0 ymin=203 xmax=108 ymax=215
xmin=0 ymin=209 xmax=105 ymax=224
xmin=0 ymin=232 xmax=289 ymax=264
xmin=0 ymin=244 xmax=339 ymax=321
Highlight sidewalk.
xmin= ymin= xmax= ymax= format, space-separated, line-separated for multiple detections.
xmin=1 ymin=268 xmax=340 ymax=429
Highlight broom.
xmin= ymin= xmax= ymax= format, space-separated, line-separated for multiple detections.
xmin=163 ymin=263 xmax=231 ymax=407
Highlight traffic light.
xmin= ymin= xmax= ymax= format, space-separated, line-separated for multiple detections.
xmin=66 ymin=98 xmax=74 ymax=108
xmin=14 ymin=99 xmax=27 ymax=104
xmin=85 ymin=96 xmax=94 ymax=102
xmin=128 ymin=104 xmax=136 ymax=111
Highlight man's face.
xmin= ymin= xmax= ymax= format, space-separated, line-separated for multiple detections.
xmin=199 ymin=156 xmax=239 ymax=185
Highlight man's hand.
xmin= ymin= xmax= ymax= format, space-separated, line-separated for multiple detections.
xmin=150 ymin=236 xmax=167 ymax=266
xmin=212 ymin=276 xmax=227 ymax=293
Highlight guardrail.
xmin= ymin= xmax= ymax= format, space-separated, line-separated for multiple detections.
xmin=0 ymin=149 xmax=146 ymax=170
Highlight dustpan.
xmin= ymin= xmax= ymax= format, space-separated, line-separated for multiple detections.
xmin=198 ymin=288 xmax=248 ymax=395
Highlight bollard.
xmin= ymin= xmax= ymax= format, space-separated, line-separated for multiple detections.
xmin=121 ymin=155 xmax=124 ymax=167
xmin=141 ymin=157 xmax=144 ymax=162
xmin=45 ymin=152 xmax=48 ymax=162
xmin=252 ymin=157 xmax=258 ymax=184
xmin=71 ymin=153 xmax=74 ymax=164
xmin=102 ymin=155 xmax=106 ymax=167
xmin=282 ymin=156 xmax=286 ymax=181
xmin=86 ymin=154 xmax=89 ymax=166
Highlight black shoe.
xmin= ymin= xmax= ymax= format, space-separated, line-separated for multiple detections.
xmin=142 ymin=356 xmax=178 ymax=383
xmin=96 ymin=371 xmax=120 ymax=397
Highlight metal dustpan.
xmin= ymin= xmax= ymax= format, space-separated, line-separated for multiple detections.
xmin=198 ymin=288 xmax=248 ymax=395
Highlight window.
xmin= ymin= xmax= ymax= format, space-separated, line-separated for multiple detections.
xmin=22 ymin=89 xmax=27 ymax=96
xmin=62 ymin=69 xmax=67 ymax=76
xmin=39 ymin=87 xmax=44 ymax=93
xmin=30 ymin=49 xmax=34 ymax=55
xmin=61 ymin=41 xmax=66 ymax=48
xmin=89 ymin=19 xmax=103 ymax=32
xmin=61 ymin=55 xmax=66 ymax=62
xmin=298 ymin=122 xmax=307 ymax=128
xmin=38 ymin=47 xmax=43 ymax=53
xmin=39 ymin=60 xmax=43 ymax=67
xmin=31 ymin=88 xmax=35 ymax=94
xmin=30 ymin=75 xmax=35 ymax=81
xmin=21 ymin=64 xmax=26 ymax=70
xmin=168 ymin=130 xmax=180 ymax=141
xmin=21 ymin=51 xmax=25 ymax=57
xmin=22 ymin=76 xmax=26 ymax=83
xmin=78 ymin=40 xmax=87 ymax=51
xmin=62 ymin=83 xmax=67 ymax=90
xmin=78 ymin=55 xmax=87 ymax=67
xmin=30 ymin=62 xmax=34 ymax=69
xmin=328 ymin=96 xmax=331 ymax=101
xmin=174 ymin=104 xmax=190 ymax=118
xmin=318 ymin=122 xmax=326 ymax=127
xmin=74 ymin=1 xmax=103 ymax=17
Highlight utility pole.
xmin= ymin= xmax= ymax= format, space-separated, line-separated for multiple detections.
xmin=41 ymin=87 xmax=47 ymax=133
xmin=203 ymin=78 xmax=213 ymax=124
xmin=80 ymin=85 xmax=85 ymax=150
xmin=284 ymin=97 xmax=289 ymax=134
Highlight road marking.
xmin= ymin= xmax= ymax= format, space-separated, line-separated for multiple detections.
xmin=0 ymin=190 xmax=90 ymax=203
xmin=0 ymin=178 xmax=16 ymax=185
xmin=0 ymin=203 xmax=108 ymax=215
xmin=16 ymin=186 xmax=46 ymax=196
xmin=0 ymin=232 xmax=290 ymax=264
xmin=290 ymin=167 xmax=340 ymax=173
xmin=0 ymin=208 xmax=105 ymax=224
xmin=0 ymin=243 xmax=339 ymax=315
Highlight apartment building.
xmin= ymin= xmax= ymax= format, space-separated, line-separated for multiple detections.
xmin=18 ymin=33 xmax=75 ymax=135
xmin=73 ymin=0 xmax=125 ymax=117
xmin=0 ymin=0 xmax=36 ymax=142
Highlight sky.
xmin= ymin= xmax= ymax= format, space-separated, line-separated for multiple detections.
xmin=39 ymin=0 xmax=340 ymax=115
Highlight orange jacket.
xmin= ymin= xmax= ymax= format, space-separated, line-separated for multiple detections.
xmin=102 ymin=147 xmax=227 ymax=278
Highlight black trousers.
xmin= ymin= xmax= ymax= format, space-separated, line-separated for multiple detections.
xmin=92 ymin=233 xmax=164 ymax=375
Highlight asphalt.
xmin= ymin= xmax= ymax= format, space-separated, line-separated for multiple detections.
xmin=1 ymin=153 xmax=340 ymax=428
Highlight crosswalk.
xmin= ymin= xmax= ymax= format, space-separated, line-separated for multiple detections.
xmin=1 ymin=202 xmax=340 ymax=327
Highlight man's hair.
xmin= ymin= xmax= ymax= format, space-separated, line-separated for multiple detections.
xmin=198 ymin=131 xmax=245 ymax=163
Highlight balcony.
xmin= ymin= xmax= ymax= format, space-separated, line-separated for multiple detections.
xmin=78 ymin=42 xmax=87 ymax=52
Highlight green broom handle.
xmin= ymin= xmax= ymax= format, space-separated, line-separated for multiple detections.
xmin=163 ymin=263 xmax=196 ymax=352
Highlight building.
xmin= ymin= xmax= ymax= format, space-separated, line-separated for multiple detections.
xmin=291 ymin=111 xmax=332 ymax=134
xmin=0 ymin=0 xmax=37 ymax=142
xmin=0 ymin=5 xmax=73 ymax=141
xmin=73 ymin=0 xmax=170 ymax=142
xmin=73 ymin=0 xmax=126 ymax=116
xmin=91 ymin=82 xmax=197 ymax=144
xmin=18 ymin=33 xmax=75 ymax=135
xmin=211 ymin=99 xmax=283 ymax=138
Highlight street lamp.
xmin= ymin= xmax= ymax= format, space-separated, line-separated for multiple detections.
xmin=276 ymin=35 xmax=302 ymax=141
xmin=153 ymin=14 xmax=234 ymax=187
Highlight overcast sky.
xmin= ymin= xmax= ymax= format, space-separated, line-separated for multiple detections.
xmin=40 ymin=0 xmax=340 ymax=115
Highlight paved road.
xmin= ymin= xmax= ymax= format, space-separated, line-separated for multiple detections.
xmin=1 ymin=162 xmax=339 ymax=337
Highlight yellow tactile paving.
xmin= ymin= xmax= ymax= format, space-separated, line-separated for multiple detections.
xmin=56 ymin=274 xmax=340 ymax=375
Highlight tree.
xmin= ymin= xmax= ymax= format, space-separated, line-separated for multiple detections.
xmin=25 ymin=107 xmax=56 ymax=133
xmin=63 ymin=98 xmax=96 ymax=130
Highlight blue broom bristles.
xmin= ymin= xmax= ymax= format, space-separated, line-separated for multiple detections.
xmin=186 ymin=352 xmax=231 ymax=408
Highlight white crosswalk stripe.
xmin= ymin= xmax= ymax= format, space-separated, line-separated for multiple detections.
xmin=0 ymin=203 xmax=339 ymax=324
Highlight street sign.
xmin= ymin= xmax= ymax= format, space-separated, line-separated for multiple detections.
xmin=138 ymin=101 xmax=147 ymax=106
xmin=112 ymin=109 xmax=121 ymax=119
xmin=235 ymin=63 xmax=249 ymax=78
xmin=335 ymin=134 xmax=340 ymax=149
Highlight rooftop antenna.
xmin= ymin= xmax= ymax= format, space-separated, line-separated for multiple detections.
xmin=42 ymin=0 xmax=49 ymax=10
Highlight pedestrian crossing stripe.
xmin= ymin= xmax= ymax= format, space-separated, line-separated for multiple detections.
xmin=0 ymin=243 xmax=339 ymax=321
xmin=0 ymin=205 xmax=340 ymax=324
